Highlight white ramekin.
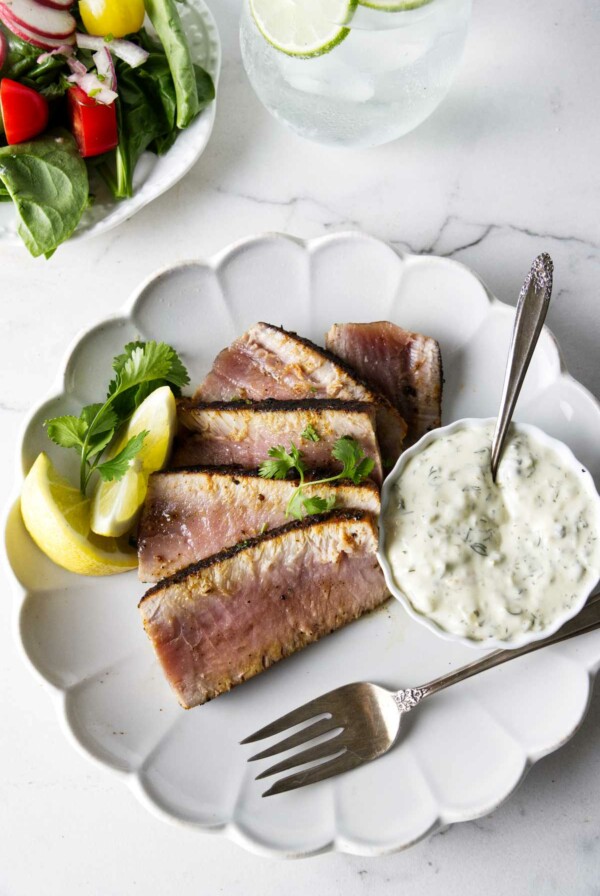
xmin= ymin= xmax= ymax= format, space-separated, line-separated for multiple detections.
xmin=378 ymin=417 xmax=600 ymax=651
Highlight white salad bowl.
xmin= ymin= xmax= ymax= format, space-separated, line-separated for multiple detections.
xmin=0 ymin=0 xmax=221 ymax=248
xmin=379 ymin=417 xmax=600 ymax=652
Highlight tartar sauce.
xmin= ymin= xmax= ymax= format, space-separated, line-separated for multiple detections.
xmin=384 ymin=422 xmax=600 ymax=642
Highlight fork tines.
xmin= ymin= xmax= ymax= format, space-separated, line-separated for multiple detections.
xmin=240 ymin=692 xmax=334 ymax=745
xmin=241 ymin=689 xmax=357 ymax=797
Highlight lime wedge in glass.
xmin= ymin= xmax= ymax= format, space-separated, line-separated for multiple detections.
xmin=358 ymin=0 xmax=433 ymax=10
xmin=250 ymin=0 xmax=358 ymax=57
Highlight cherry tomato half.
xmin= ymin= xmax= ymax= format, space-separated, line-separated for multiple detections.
xmin=67 ymin=85 xmax=118 ymax=158
xmin=0 ymin=79 xmax=49 ymax=145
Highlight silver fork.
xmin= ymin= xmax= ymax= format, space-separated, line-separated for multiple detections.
xmin=242 ymin=591 xmax=600 ymax=797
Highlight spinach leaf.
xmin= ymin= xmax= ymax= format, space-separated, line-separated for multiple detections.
xmin=143 ymin=0 xmax=200 ymax=128
xmin=101 ymin=50 xmax=177 ymax=198
xmin=0 ymin=23 xmax=70 ymax=98
xmin=0 ymin=130 xmax=89 ymax=258
xmin=99 ymin=41 xmax=214 ymax=199
xmin=194 ymin=63 xmax=216 ymax=111
xmin=151 ymin=64 xmax=214 ymax=155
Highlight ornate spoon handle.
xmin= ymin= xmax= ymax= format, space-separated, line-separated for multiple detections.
xmin=490 ymin=253 xmax=554 ymax=481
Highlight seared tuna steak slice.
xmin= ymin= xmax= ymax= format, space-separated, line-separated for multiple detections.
xmin=195 ymin=322 xmax=406 ymax=468
xmin=139 ymin=510 xmax=389 ymax=708
xmin=326 ymin=322 xmax=443 ymax=446
xmin=173 ymin=399 xmax=383 ymax=483
xmin=137 ymin=467 xmax=381 ymax=582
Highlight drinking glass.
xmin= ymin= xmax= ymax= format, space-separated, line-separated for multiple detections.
xmin=240 ymin=0 xmax=472 ymax=148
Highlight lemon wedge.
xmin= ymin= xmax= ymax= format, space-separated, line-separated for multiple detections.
xmin=91 ymin=385 xmax=177 ymax=538
xmin=21 ymin=452 xmax=137 ymax=576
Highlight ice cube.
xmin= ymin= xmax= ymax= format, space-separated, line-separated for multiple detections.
xmin=335 ymin=26 xmax=434 ymax=74
xmin=277 ymin=51 xmax=375 ymax=102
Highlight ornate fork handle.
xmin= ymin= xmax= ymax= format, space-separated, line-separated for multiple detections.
xmin=393 ymin=592 xmax=600 ymax=710
xmin=392 ymin=688 xmax=427 ymax=712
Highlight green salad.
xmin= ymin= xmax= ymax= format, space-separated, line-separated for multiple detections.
xmin=0 ymin=0 xmax=215 ymax=258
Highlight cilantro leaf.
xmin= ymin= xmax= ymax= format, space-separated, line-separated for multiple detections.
xmin=288 ymin=443 xmax=306 ymax=476
xmin=331 ymin=436 xmax=375 ymax=484
xmin=301 ymin=424 xmax=320 ymax=442
xmin=354 ymin=456 xmax=376 ymax=483
xmin=259 ymin=444 xmax=304 ymax=480
xmin=96 ymin=431 xmax=148 ymax=482
xmin=332 ymin=436 xmax=362 ymax=479
xmin=108 ymin=341 xmax=190 ymax=420
xmin=80 ymin=403 xmax=119 ymax=457
xmin=287 ymin=489 xmax=308 ymax=520
xmin=81 ymin=403 xmax=118 ymax=432
xmin=108 ymin=341 xmax=189 ymax=397
xmin=87 ymin=428 xmax=118 ymax=460
xmin=303 ymin=495 xmax=336 ymax=515
xmin=45 ymin=415 xmax=88 ymax=450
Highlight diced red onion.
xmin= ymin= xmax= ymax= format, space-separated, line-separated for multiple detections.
xmin=105 ymin=38 xmax=148 ymax=69
xmin=75 ymin=33 xmax=106 ymax=52
xmin=67 ymin=70 xmax=118 ymax=105
xmin=66 ymin=56 xmax=88 ymax=77
xmin=75 ymin=32 xmax=149 ymax=68
xmin=37 ymin=44 xmax=74 ymax=63
xmin=93 ymin=46 xmax=116 ymax=91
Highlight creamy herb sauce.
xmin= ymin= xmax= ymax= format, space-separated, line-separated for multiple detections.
xmin=384 ymin=423 xmax=600 ymax=642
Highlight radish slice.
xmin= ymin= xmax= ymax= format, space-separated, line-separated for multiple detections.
xmin=76 ymin=32 xmax=148 ymax=68
xmin=93 ymin=46 xmax=116 ymax=91
xmin=0 ymin=4 xmax=75 ymax=48
xmin=67 ymin=69 xmax=117 ymax=105
xmin=35 ymin=0 xmax=74 ymax=9
xmin=0 ymin=28 xmax=7 ymax=68
xmin=0 ymin=0 xmax=75 ymax=38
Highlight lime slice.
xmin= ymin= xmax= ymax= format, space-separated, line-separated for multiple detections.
xmin=250 ymin=0 xmax=358 ymax=58
xmin=358 ymin=0 xmax=433 ymax=10
xmin=90 ymin=386 xmax=177 ymax=538
xmin=21 ymin=453 xmax=137 ymax=577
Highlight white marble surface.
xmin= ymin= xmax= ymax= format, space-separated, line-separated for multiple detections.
xmin=1 ymin=0 xmax=599 ymax=892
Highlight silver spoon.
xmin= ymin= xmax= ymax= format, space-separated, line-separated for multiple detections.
xmin=490 ymin=253 xmax=554 ymax=481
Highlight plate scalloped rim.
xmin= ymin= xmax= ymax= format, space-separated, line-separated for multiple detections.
xmin=3 ymin=231 xmax=600 ymax=859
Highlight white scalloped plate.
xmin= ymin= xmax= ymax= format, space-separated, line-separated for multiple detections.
xmin=0 ymin=0 xmax=220 ymax=248
xmin=4 ymin=233 xmax=600 ymax=858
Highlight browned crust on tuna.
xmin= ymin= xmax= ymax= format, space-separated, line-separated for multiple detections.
xmin=153 ymin=463 xmax=381 ymax=489
xmin=261 ymin=323 xmax=381 ymax=388
xmin=139 ymin=509 xmax=372 ymax=603
xmin=260 ymin=323 xmax=403 ymax=417
xmin=179 ymin=397 xmax=376 ymax=415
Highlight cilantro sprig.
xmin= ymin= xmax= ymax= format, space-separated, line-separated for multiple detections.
xmin=45 ymin=341 xmax=189 ymax=495
xmin=259 ymin=436 xmax=375 ymax=520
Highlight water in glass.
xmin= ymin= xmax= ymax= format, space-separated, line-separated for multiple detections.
xmin=240 ymin=0 xmax=472 ymax=148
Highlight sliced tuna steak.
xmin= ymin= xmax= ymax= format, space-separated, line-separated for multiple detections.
xmin=137 ymin=467 xmax=381 ymax=582
xmin=173 ymin=399 xmax=383 ymax=483
xmin=195 ymin=322 xmax=406 ymax=468
xmin=139 ymin=510 xmax=389 ymax=708
xmin=326 ymin=322 xmax=443 ymax=446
